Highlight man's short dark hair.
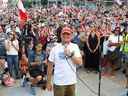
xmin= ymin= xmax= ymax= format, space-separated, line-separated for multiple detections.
xmin=0 ymin=56 xmax=5 ymax=59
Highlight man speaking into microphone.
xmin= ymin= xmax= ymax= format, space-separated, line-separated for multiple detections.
xmin=47 ymin=26 xmax=83 ymax=96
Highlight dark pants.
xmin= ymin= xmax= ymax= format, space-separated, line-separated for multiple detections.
xmin=54 ymin=84 xmax=75 ymax=96
xmin=122 ymin=53 xmax=128 ymax=77
xmin=0 ymin=46 xmax=6 ymax=56
xmin=0 ymin=74 xmax=3 ymax=80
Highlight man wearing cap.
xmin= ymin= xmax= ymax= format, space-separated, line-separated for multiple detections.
xmin=47 ymin=26 xmax=82 ymax=96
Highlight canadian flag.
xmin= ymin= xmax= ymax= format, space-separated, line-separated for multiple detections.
xmin=17 ymin=0 xmax=28 ymax=23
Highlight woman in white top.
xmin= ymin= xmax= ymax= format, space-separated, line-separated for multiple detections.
xmin=5 ymin=31 xmax=19 ymax=79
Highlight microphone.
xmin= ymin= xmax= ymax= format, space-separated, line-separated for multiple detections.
xmin=62 ymin=43 xmax=74 ymax=58
xmin=62 ymin=42 xmax=68 ymax=48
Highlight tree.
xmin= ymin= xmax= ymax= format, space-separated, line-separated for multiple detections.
xmin=41 ymin=0 xmax=48 ymax=6
xmin=104 ymin=0 xmax=113 ymax=6
xmin=23 ymin=0 xmax=32 ymax=8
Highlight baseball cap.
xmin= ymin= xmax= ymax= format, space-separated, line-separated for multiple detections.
xmin=62 ymin=26 xmax=73 ymax=34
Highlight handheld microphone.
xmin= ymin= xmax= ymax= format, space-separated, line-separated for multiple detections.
xmin=62 ymin=43 xmax=74 ymax=58
xmin=62 ymin=42 xmax=68 ymax=48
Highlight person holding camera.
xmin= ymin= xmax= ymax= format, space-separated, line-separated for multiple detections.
xmin=5 ymin=31 xmax=20 ymax=79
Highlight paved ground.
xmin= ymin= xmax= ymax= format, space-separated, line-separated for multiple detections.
xmin=0 ymin=68 xmax=128 ymax=96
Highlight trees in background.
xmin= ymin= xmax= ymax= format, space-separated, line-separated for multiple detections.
xmin=41 ymin=0 xmax=48 ymax=6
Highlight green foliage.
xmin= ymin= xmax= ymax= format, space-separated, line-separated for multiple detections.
xmin=41 ymin=0 xmax=48 ymax=5
xmin=105 ymin=0 xmax=113 ymax=6
xmin=23 ymin=0 xmax=32 ymax=8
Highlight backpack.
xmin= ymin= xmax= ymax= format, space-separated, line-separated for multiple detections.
xmin=3 ymin=74 xmax=15 ymax=87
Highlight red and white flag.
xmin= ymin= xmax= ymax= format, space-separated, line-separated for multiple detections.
xmin=17 ymin=0 xmax=28 ymax=23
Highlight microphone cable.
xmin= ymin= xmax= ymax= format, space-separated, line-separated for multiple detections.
xmin=65 ymin=56 xmax=105 ymax=96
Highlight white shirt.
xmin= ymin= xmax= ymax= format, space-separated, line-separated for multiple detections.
xmin=107 ymin=34 xmax=123 ymax=52
xmin=5 ymin=39 xmax=19 ymax=55
xmin=103 ymin=40 xmax=109 ymax=55
xmin=6 ymin=27 xmax=21 ymax=35
xmin=48 ymin=43 xmax=81 ymax=85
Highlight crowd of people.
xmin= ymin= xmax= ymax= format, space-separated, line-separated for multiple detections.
xmin=0 ymin=2 xmax=128 ymax=96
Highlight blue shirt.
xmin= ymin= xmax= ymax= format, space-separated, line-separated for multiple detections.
xmin=27 ymin=48 xmax=35 ymax=65
xmin=29 ymin=50 xmax=46 ymax=71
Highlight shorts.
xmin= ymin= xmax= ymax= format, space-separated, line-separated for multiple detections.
xmin=29 ymin=66 xmax=44 ymax=78
xmin=54 ymin=84 xmax=75 ymax=96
